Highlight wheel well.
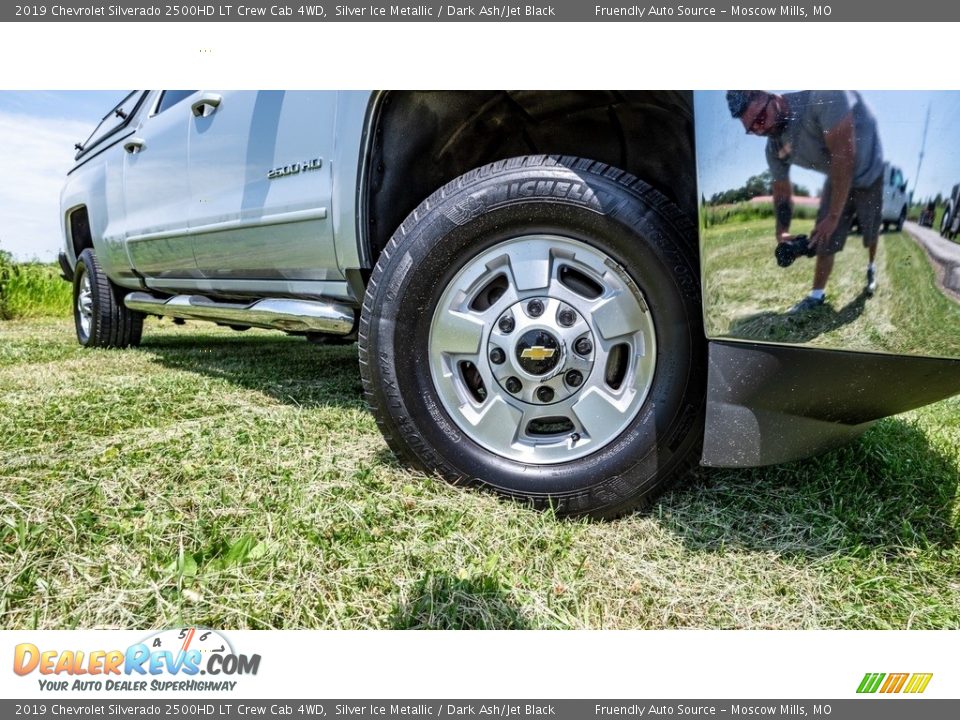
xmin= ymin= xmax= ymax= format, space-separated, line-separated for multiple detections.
xmin=68 ymin=206 xmax=93 ymax=259
xmin=363 ymin=91 xmax=698 ymax=265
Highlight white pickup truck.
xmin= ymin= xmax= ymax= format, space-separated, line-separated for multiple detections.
xmin=59 ymin=91 xmax=960 ymax=518
xmin=880 ymin=162 xmax=909 ymax=232
xmin=851 ymin=162 xmax=908 ymax=233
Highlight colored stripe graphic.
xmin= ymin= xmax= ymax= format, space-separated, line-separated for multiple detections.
xmin=880 ymin=673 xmax=909 ymax=693
xmin=857 ymin=673 xmax=885 ymax=693
xmin=904 ymin=673 xmax=934 ymax=694
xmin=857 ymin=672 xmax=932 ymax=694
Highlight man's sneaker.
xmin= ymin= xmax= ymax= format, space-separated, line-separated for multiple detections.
xmin=788 ymin=294 xmax=825 ymax=314
xmin=866 ymin=266 xmax=878 ymax=296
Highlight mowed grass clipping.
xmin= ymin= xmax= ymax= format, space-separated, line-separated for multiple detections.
xmin=2 ymin=316 xmax=960 ymax=629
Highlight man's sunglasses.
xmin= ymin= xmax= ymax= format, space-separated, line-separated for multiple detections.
xmin=747 ymin=96 xmax=773 ymax=135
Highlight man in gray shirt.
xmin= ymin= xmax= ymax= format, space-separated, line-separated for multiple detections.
xmin=727 ymin=90 xmax=885 ymax=313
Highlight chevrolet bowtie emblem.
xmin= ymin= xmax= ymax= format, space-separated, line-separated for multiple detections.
xmin=520 ymin=346 xmax=557 ymax=361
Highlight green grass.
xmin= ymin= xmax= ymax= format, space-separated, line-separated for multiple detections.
xmin=702 ymin=202 xmax=818 ymax=229
xmin=702 ymin=218 xmax=960 ymax=358
xmin=0 ymin=255 xmax=72 ymax=320
xmin=2 ymin=317 xmax=960 ymax=629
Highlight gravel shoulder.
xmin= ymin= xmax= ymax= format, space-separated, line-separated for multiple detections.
xmin=904 ymin=221 xmax=960 ymax=300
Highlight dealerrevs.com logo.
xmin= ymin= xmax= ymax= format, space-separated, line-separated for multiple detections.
xmin=857 ymin=672 xmax=933 ymax=694
xmin=13 ymin=628 xmax=260 ymax=693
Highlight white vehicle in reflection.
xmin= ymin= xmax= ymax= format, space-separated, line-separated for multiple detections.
xmin=880 ymin=163 xmax=910 ymax=232
xmin=851 ymin=162 xmax=909 ymax=233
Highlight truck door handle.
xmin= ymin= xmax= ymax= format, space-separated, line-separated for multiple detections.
xmin=191 ymin=93 xmax=222 ymax=118
xmin=123 ymin=138 xmax=146 ymax=154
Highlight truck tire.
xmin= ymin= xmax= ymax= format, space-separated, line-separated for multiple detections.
xmin=73 ymin=248 xmax=144 ymax=348
xmin=359 ymin=156 xmax=706 ymax=518
xmin=941 ymin=204 xmax=953 ymax=238
xmin=896 ymin=207 xmax=906 ymax=233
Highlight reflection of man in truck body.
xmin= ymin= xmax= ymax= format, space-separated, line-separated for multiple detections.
xmin=727 ymin=90 xmax=884 ymax=312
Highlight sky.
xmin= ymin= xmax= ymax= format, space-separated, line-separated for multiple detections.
xmin=0 ymin=91 xmax=126 ymax=261
xmin=2 ymin=90 xmax=960 ymax=262
xmin=695 ymin=90 xmax=960 ymax=202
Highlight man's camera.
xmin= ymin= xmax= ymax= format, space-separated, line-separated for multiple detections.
xmin=775 ymin=235 xmax=817 ymax=267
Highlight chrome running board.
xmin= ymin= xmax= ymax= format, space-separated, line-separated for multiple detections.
xmin=124 ymin=292 xmax=355 ymax=334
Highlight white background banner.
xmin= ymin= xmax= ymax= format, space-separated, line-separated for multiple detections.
xmin=1 ymin=630 xmax=952 ymax=698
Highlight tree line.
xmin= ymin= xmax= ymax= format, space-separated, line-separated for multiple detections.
xmin=708 ymin=171 xmax=811 ymax=205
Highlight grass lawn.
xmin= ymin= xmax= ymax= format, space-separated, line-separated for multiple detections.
xmin=702 ymin=219 xmax=960 ymax=358
xmin=2 ymin=315 xmax=960 ymax=630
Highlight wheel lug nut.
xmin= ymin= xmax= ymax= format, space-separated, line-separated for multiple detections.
xmin=565 ymin=370 xmax=583 ymax=387
xmin=558 ymin=309 xmax=576 ymax=327
xmin=505 ymin=377 xmax=522 ymax=394
xmin=489 ymin=347 xmax=506 ymax=365
xmin=527 ymin=299 xmax=544 ymax=317
xmin=536 ymin=386 xmax=555 ymax=403
xmin=498 ymin=316 xmax=515 ymax=334
xmin=574 ymin=337 xmax=593 ymax=356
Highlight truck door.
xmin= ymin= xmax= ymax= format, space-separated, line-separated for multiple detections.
xmin=889 ymin=165 xmax=905 ymax=216
xmin=123 ymin=91 xmax=197 ymax=278
xmin=187 ymin=91 xmax=340 ymax=282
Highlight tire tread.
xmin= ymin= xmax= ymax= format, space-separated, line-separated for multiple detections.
xmin=358 ymin=155 xmax=703 ymax=519
xmin=74 ymin=248 xmax=144 ymax=349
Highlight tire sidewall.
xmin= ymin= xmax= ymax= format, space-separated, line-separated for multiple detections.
xmin=366 ymin=161 xmax=704 ymax=511
xmin=72 ymin=253 xmax=94 ymax=346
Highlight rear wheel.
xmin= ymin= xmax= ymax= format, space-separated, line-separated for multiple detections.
xmin=359 ymin=156 xmax=706 ymax=518
xmin=896 ymin=207 xmax=906 ymax=232
xmin=941 ymin=204 xmax=954 ymax=238
xmin=73 ymin=248 xmax=144 ymax=348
